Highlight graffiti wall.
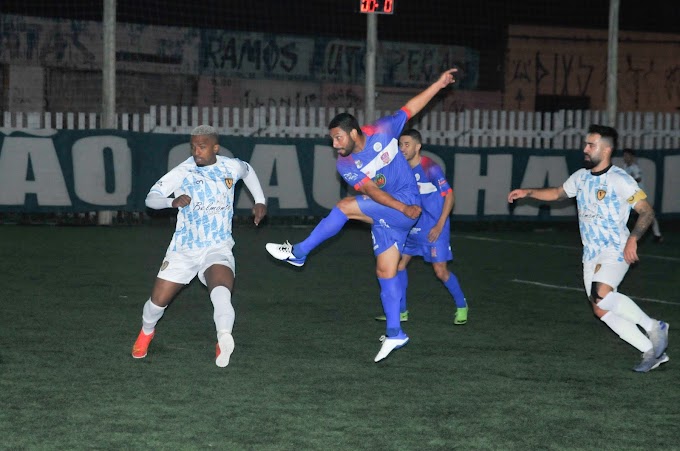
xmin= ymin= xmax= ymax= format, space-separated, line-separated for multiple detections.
xmin=505 ymin=25 xmax=680 ymax=112
xmin=1 ymin=14 xmax=485 ymax=113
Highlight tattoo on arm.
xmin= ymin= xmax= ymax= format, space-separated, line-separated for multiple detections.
xmin=556 ymin=188 xmax=568 ymax=200
xmin=630 ymin=202 xmax=655 ymax=240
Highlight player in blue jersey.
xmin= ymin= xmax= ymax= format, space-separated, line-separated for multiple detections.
xmin=266 ymin=69 xmax=458 ymax=362
xmin=508 ymin=124 xmax=669 ymax=372
xmin=374 ymin=129 xmax=468 ymax=324
xmin=131 ymin=125 xmax=267 ymax=367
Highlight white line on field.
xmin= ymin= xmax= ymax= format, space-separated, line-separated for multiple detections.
xmin=459 ymin=235 xmax=680 ymax=263
xmin=512 ymin=279 xmax=679 ymax=306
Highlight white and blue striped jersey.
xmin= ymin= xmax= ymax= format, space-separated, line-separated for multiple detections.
xmin=562 ymin=165 xmax=647 ymax=263
xmin=147 ymin=155 xmax=252 ymax=251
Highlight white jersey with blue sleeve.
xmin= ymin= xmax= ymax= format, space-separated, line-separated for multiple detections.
xmin=562 ymin=165 xmax=647 ymax=263
xmin=147 ymin=155 xmax=252 ymax=251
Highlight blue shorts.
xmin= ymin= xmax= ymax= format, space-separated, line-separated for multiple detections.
xmin=403 ymin=226 xmax=453 ymax=263
xmin=357 ymin=195 xmax=417 ymax=257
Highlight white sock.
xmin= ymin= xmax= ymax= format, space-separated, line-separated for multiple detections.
xmin=652 ymin=219 xmax=661 ymax=237
xmin=142 ymin=299 xmax=166 ymax=334
xmin=210 ymin=286 xmax=235 ymax=336
xmin=600 ymin=312 xmax=653 ymax=353
xmin=598 ymin=292 xmax=655 ymax=332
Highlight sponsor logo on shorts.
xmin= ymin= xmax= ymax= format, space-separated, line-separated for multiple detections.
xmin=597 ymin=189 xmax=606 ymax=200
xmin=225 ymin=178 xmax=234 ymax=189
xmin=375 ymin=174 xmax=386 ymax=188
xmin=160 ymin=261 xmax=169 ymax=271
xmin=379 ymin=218 xmax=390 ymax=228
xmin=430 ymin=247 xmax=437 ymax=258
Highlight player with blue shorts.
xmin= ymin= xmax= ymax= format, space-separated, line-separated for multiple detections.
xmin=266 ymin=69 xmax=458 ymax=362
xmin=375 ymin=129 xmax=468 ymax=325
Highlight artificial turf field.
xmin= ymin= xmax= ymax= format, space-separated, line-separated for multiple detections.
xmin=1 ymin=220 xmax=678 ymax=450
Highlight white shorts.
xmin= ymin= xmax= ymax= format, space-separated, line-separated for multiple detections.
xmin=157 ymin=242 xmax=236 ymax=286
xmin=582 ymin=247 xmax=629 ymax=298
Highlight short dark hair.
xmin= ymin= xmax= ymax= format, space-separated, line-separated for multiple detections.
xmin=587 ymin=124 xmax=618 ymax=151
xmin=400 ymin=128 xmax=422 ymax=144
xmin=623 ymin=148 xmax=635 ymax=156
xmin=328 ymin=112 xmax=363 ymax=136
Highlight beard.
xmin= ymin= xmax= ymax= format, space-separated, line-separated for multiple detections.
xmin=583 ymin=155 xmax=598 ymax=169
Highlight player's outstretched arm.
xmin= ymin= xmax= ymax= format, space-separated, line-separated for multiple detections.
xmin=508 ymin=186 xmax=566 ymax=203
xmin=403 ymin=68 xmax=457 ymax=118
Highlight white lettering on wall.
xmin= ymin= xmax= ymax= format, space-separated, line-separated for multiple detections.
xmin=453 ymin=154 xmax=513 ymax=215
xmin=312 ymin=145 xmax=342 ymax=209
xmin=72 ymin=136 xmax=131 ymax=206
xmin=239 ymin=144 xmax=308 ymax=209
xmin=0 ymin=137 xmax=71 ymax=205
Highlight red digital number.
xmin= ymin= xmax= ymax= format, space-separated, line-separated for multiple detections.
xmin=360 ymin=0 xmax=378 ymax=13
xmin=383 ymin=0 xmax=393 ymax=13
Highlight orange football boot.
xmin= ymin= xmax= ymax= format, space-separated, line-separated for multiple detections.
xmin=132 ymin=329 xmax=155 ymax=359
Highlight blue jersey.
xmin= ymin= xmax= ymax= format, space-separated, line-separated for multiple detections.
xmin=336 ymin=108 xmax=419 ymax=206
xmin=408 ymin=156 xmax=453 ymax=244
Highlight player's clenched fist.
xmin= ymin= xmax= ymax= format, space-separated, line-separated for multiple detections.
xmin=402 ymin=204 xmax=422 ymax=219
xmin=172 ymin=194 xmax=192 ymax=208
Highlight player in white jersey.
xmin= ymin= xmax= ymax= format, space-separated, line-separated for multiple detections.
xmin=131 ymin=125 xmax=267 ymax=367
xmin=508 ymin=124 xmax=669 ymax=372
xmin=622 ymin=148 xmax=663 ymax=243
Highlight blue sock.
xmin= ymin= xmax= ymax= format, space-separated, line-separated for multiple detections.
xmin=293 ymin=207 xmax=348 ymax=257
xmin=444 ymin=272 xmax=467 ymax=308
xmin=379 ymin=276 xmax=402 ymax=337
xmin=397 ymin=269 xmax=408 ymax=313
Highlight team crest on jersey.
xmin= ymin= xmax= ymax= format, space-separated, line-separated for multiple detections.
xmin=375 ymin=174 xmax=386 ymax=188
xmin=160 ymin=261 xmax=169 ymax=271
xmin=373 ymin=142 xmax=383 ymax=152
xmin=597 ymin=189 xmax=606 ymax=200
xmin=225 ymin=178 xmax=234 ymax=189
xmin=415 ymin=173 xmax=421 ymax=181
